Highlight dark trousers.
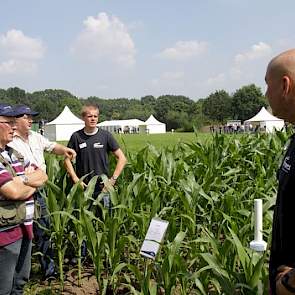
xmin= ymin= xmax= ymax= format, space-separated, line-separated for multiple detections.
xmin=33 ymin=191 xmax=55 ymax=277
xmin=0 ymin=238 xmax=32 ymax=295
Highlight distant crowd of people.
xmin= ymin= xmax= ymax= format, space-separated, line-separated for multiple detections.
xmin=209 ymin=124 xmax=266 ymax=134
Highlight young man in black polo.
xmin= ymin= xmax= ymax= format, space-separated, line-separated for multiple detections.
xmin=64 ymin=104 xmax=127 ymax=261
xmin=65 ymin=104 xmax=127 ymax=196
xmin=65 ymin=105 xmax=127 ymax=195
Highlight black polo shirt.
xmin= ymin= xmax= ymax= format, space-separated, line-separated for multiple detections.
xmin=67 ymin=128 xmax=119 ymax=184
xmin=270 ymin=134 xmax=295 ymax=294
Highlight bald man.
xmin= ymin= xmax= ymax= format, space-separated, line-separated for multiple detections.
xmin=266 ymin=49 xmax=295 ymax=294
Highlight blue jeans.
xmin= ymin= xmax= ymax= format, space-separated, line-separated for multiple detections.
xmin=33 ymin=191 xmax=55 ymax=277
xmin=0 ymin=238 xmax=32 ymax=295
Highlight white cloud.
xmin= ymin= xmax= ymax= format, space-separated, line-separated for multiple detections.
xmin=0 ymin=29 xmax=45 ymax=60
xmin=71 ymin=12 xmax=136 ymax=67
xmin=0 ymin=29 xmax=45 ymax=75
xmin=158 ymin=40 xmax=208 ymax=61
xmin=0 ymin=59 xmax=37 ymax=74
xmin=234 ymin=42 xmax=272 ymax=64
xmin=229 ymin=42 xmax=272 ymax=82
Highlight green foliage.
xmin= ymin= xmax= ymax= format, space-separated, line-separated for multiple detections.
xmin=27 ymin=130 xmax=289 ymax=294
xmin=231 ymin=84 xmax=268 ymax=121
xmin=203 ymin=90 xmax=232 ymax=123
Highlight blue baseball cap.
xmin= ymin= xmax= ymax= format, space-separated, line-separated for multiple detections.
xmin=0 ymin=104 xmax=17 ymax=117
xmin=14 ymin=104 xmax=39 ymax=117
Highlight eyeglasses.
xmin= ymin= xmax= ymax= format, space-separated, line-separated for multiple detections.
xmin=0 ymin=121 xmax=16 ymax=127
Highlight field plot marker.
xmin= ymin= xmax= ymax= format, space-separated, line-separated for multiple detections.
xmin=140 ymin=218 xmax=169 ymax=259
xmin=250 ymin=199 xmax=267 ymax=252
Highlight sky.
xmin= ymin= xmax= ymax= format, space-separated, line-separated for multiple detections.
xmin=0 ymin=0 xmax=294 ymax=100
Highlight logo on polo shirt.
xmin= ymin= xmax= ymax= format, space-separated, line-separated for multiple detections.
xmin=94 ymin=142 xmax=103 ymax=148
xmin=282 ymin=156 xmax=291 ymax=173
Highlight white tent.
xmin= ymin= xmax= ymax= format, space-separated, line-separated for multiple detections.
xmin=245 ymin=107 xmax=284 ymax=133
xmin=98 ymin=119 xmax=146 ymax=134
xmin=145 ymin=115 xmax=166 ymax=134
xmin=44 ymin=106 xmax=85 ymax=141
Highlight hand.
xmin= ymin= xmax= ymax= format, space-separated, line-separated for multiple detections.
xmin=276 ymin=265 xmax=293 ymax=281
xmin=64 ymin=148 xmax=76 ymax=160
xmin=77 ymin=181 xmax=87 ymax=190
xmin=24 ymin=165 xmax=35 ymax=174
xmin=73 ymin=177 xmax=87 ymax=189
xmin=102 ymin=178 xmax=116 ymax=192
xmin=276 ymin=265 xmax=295 ymax=295
xmin=14 ymin=176 xmax=26 ymax=185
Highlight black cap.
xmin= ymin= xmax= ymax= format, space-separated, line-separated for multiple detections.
xmin=0 ymin=104 xmax=17 ymax=117
xmin=14 ymin=105 xmax=39 ymax=117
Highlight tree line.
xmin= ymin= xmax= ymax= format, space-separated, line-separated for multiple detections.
xmin=0 ymin=84 xmax=267 ymax=131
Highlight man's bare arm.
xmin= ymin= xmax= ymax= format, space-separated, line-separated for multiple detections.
xmin=25 ymin=168 xmax=48 ymax=188
xmin=112 ymin=148 xmax=127 ymax=178
xmin=64 ymin=157 xmax=79 ymax=183
xmin=53 ymin=144 xmax=76 ymax=160
xmin=64 ymin=157 xmax=87 ymax=188
xmin=0 ymin=177 xmax=36 ymax=200
xmin=103 ymin=148 xmax=127 ymax=191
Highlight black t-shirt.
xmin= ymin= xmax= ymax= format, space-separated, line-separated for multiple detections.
xmin=67 ymin=128 xmax=119 ymax=183
xmin=269 ymin=134 xmax=295 ymax=294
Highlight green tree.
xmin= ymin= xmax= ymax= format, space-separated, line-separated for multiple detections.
xmin=141 ymin=95 xmax=156 ymax=107
xmin=32 ymin=99 xmax=57 ymax=121
xmin=231 ymin=84 xmax=267 ymax=121
xmin=0 ymin=89 xmax=9 ymax=103
xmin=191 ymin=99 xmax=210 ymax=129
xmin=6 ymin=87 xmax=29 ymax=105
xmin=203 ymin=90 xmax=232 ymax=123
xmin=28 ymin=89 xmax=79 ymax=120
xmin=154 ymin=95 xmax=195 ymax=130
xmin=59 ymin=97 xmax=83 ymax=117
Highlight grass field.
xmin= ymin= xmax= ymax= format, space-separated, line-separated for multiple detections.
xmin=114 ymin=132 xmax=211 ymax=153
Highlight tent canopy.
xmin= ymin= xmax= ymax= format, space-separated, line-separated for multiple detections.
xmin=245 ymin=107 xmax=282 ymax=122
xmin=145 ymin=115 xmax=163 ymax=125
xmin=44 ymin=106 xmax=85 ymax=141
xmin=47 ymin=106 xmax=84 ymax=125
xmin=98 ymin=118 xmax=146 ymax=133
xmin=98 ymin=119 xmax=145 ymax=127
xmin=98 ymin=115 xmax=166 ymax=134
xmin=145 ymin=115 xmax=166 ymax=134
xmin=244 ymin=107 xmax=284 ymax=133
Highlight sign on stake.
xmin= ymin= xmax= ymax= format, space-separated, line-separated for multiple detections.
xmin=140 ymin=218 xmax=169 ymax=260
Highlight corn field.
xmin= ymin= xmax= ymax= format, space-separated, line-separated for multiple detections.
xmin=32 ymin=131 xmax=289 ymax=294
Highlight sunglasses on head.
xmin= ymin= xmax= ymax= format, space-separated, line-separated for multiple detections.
xmin=15 ymin=114 xmax=32 ymax=119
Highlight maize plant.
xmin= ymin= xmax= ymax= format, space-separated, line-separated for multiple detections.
xmin=36 ymin=130 xmax=289 ymax=294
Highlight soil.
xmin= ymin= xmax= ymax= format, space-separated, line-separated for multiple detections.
xmin=26 ymin=266 xmax=100 ymax=295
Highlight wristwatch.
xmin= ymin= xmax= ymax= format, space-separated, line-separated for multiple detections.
xmin=22 ymin=175 xmax=29 ymax=185
xmin=111 ymin=175 xmax=118 ymax=181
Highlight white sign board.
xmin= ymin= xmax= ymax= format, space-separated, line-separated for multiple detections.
xmin=140 ymin=218 xmax=169 ymax=260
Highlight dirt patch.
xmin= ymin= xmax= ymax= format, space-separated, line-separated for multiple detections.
xmin=61 ymin=268 xmax=99 ymax=294
xmin=25 ymin=266 xmax=100 ymax=295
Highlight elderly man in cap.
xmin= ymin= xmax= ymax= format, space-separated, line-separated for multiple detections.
xmin=0 ymin=104 xmax=47 ymax=294
xmin=8 ymin=104 xmax=76 ymax=279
